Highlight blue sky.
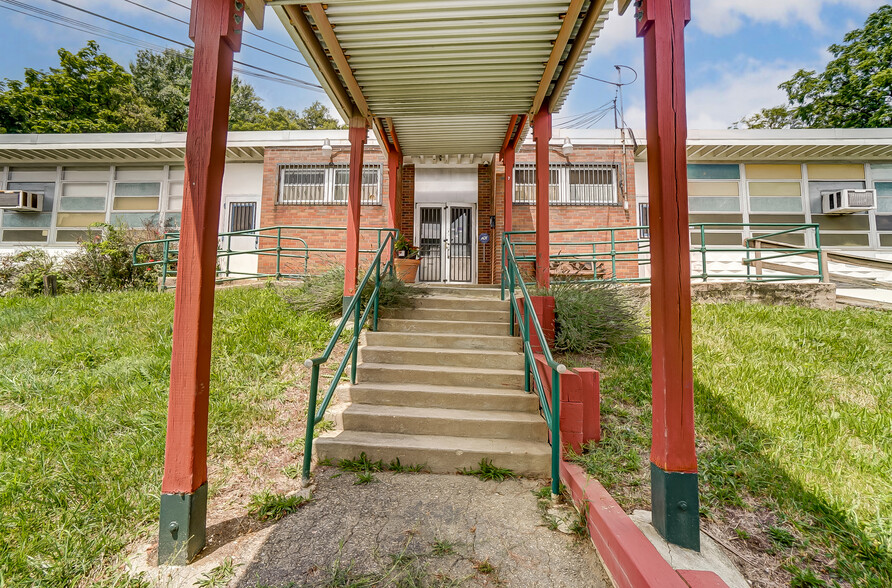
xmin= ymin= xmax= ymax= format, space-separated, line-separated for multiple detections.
xmin=0 ymin=0 xmax=887 ymax=130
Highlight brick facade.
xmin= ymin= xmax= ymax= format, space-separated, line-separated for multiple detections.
xmin=257 ymin=143 xmax=637 ymax=283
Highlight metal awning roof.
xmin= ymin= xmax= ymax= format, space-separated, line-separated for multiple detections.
xmin=636 ymin=129 xmax=892 ymax=162
xmin=272 ymin=0 xmax=615 ymax=156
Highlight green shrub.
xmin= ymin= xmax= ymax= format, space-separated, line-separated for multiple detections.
xmin=550 ymin=282 xmax=642 ymax=354
xmin=285 ymin=265 xmax=417 ymax=319
xmin=0 ymin=249 xmax=65 ymax=297
xmin=61 ymin=223 xmax=161 ymax=293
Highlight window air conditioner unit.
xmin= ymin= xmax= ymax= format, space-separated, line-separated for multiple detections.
xmin=821 ymin=189 xmax=876 ymax=214
xmin=0 ymin=190 xmax=43 ymax=212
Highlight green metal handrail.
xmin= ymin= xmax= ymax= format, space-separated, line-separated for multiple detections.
xmin=501 ymin=236 xmax=566 ymax=495
xmin=300 ymin=230 xmax=397 ymax=484
xmin=504 ymin=222 xmax=825 ymax=285
xmin=132 ymin=225 xmax=397 ymax=289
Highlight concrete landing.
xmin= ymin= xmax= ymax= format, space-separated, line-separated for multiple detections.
xmin=232 ymin=470 xmax=611 ymax=587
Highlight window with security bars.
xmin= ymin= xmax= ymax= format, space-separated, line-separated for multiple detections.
xmin=513 ymin=164 xmax=618 ymax=205
xmin=278 ymin=164 xmax=382 ymax=205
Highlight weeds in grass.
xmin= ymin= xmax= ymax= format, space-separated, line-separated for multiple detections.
xmin=388 ymin=457 xmax=429 ymax=473
xmin=282 ymin=464 xmax=300 ymax=479
xmin=459 ymin=459 xmax=516 ymax=482
xmin=339 ymin=452 xmax=385 ymax=472
xmin=248 ymin=491 xmax=311 ymax=522
xmin=473 ymin=559 xmax=496 ymax=575
xmin=353 ymin=472 xmax=379 ymax=485
xmin=768 ymin=526 xmax=797 ymax=549
xmin=430 ymin=539 xmax=455 ymax=556
xmin=194 ymin=558 xmax=240 ymax=588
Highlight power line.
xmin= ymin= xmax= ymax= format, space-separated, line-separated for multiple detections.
xmin=27 ymin=0 xmax=322 ymax=90
xmin=120 ymin=0 xmax=311 ymax=69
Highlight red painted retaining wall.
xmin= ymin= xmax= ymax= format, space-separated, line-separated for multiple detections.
xmin=532 ymin=354 xmax=600 ymax=454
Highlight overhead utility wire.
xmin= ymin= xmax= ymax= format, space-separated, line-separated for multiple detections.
xmin=159 ymin=0 xmax=305 ymax=57
xmin=40 ymin=0 xmax=322 ymax=90
xmin=121 ymin=0 xmax=310 ymax=69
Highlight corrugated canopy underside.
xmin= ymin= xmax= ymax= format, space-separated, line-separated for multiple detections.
xmin=275 ymin=0 xmax=614 ymax=156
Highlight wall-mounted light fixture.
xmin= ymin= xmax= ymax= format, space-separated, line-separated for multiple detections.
xmin=321 ymin=138 xmax=333 ymax=160
xmin=561 ymin=137 xmax=574 ymax=156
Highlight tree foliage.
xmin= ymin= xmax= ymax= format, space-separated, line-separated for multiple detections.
xmin=0 ymin=41 xmax=343 ymax=134
xmin=738 ymin=6 xmax=892 ymax=129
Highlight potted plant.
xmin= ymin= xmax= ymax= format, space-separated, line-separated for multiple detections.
xmin=393 ymin=233 xmax=421 ymax=283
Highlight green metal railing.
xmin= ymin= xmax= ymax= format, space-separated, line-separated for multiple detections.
xmin=300 ymin=230 xmax=397 ymax=484
xmin=503 ymin=223 xmax=825 ymax=286
xmin=501 ymin=238 xmax=566 ymax=495
xmin=132 ymin=225 xmax=398 ymax=289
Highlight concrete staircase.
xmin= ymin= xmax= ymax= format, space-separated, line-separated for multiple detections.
xmin=315 ymin=285 xmax=551 ymax=476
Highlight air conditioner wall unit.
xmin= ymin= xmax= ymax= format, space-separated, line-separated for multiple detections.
xmin=0 ymin=190 xmax=43 ymax=212
xmin=821 ymin=189 xmax=876 ymax=214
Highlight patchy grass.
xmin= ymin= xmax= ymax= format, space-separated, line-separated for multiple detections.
xmin=571 ymin=303 xmax=892 ymax=587
xmin=247 ymin=491 xmax=311 ymax=522
xmin=0 ymin=286 xmax=333 ymax=586
xmin=459 ymin=459 xmax=516 ymax=482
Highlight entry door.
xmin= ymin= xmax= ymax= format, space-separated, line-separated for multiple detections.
xmin=221 ymin=197 xmax=260 ymax=277
xmin=416 ymin=204 xmax=475 ymax=283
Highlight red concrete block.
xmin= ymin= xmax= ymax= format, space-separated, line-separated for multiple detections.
xmin=677 ymin=570 xmax=727 ymax=588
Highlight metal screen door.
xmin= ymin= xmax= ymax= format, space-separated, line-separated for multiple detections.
xmin=416 ymin=205 xmax=473 ymax=283
xmin=222 ymin=198 xmax=260 ymax=277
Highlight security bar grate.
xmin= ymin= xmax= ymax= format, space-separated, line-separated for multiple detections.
xmin=278 ymin=163 xmax=382 ymax=205
xmin=514 ymin=163 xmax=618 ymax=206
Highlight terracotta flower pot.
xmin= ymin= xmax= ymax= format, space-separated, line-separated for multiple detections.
xmin=395 ymin=258 xmax=421 ymax=283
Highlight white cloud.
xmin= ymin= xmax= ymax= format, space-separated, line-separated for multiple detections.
xmin=692 ymin=0 xmax=883 ymax=36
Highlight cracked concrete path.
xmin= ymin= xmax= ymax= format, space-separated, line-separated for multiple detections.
xmin=234 ymin=469 xmax=611 ymax=588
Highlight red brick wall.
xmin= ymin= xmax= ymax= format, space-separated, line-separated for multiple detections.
xmin=259 ymin=146 xmax=394 ymax=276
xmin=399 ymin=164 xmax=415 ymax=239
xmin=477 ymin=163 xmax=497 ymax=284
xmin=504 ymin=145 xmax=639 ymax=281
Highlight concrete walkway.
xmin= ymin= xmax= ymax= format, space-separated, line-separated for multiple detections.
xmin=233 ymin=469 xmax=610 ymax=588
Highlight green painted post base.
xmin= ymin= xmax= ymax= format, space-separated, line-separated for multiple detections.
xmin=158 ymin=482 xmax=208 ymax=565
xmin=650 ymin=462 xmax=700 ymax=552
xmin=342 ymin=295 xmax=354 ymax=315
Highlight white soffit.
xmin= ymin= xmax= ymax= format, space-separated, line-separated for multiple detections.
xmin=274 ymin=1 xmax=614 ymax=156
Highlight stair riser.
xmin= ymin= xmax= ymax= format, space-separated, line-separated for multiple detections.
xmin=347 ymin=387 xmax=539 ymax=412
xmin=378 ymin=319 xmax=509 ymax=336
xmin=412 ymin=297 xmax=509 ymax=311
xmin=411 ymin=287 xmax=501 ymax=298
xmin=315 ymin=441 xmax=550 ymax=477
xmin=341 ymin=412 xmax=547 ymax=441
xmin=365 ymin=332 xmax=522 ymax=352
xmin=381 ymin=308 xmax=510 ymax=322
xmin=360 ymin=348 xmax=524 ymax=370
xmin=359 ymin=366 xmax=524 ymax=389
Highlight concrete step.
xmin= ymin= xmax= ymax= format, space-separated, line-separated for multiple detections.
xmin=410 ymin=285 xmax=502 ymax=298
xmin=412 ymin=296 xmax=509 ymax=311
xmin=341 ymin=382 xmax=539 ymax=412
xmin=377 ymin=318 xmax=509 ymax=336
xmin=360 ymin=346 xmax=524 ymax=369
xmin=381 ymin=307 xmax=510 ymax=323
xmin=358 ymin=363 xmax=525 ymax=389
xmin=341 ymin=404 xmax=547 ymax=441
xmin=315 ymin=430 xmax=551 ymax=476
xmin=364 ymin=331 xmax=522 ymax=352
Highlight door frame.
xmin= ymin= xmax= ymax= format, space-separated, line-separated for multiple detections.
xmin=413 ymin=201 xmax=477 ymax=284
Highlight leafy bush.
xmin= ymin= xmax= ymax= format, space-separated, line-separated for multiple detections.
xmin=285 ymin=265 xmax=417 ymax=318
xmin=0 ymin=249 xmax=64 ymax=296
xmin=61 ymin=223 xmax=161 ymax=293
xmin=550 ymin=282 xmax=643 ymax=354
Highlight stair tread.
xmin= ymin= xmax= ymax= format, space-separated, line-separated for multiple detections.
xmin=367 ymin=332 xmax=518 ymax=342
xmin=343 ymin=382 xmax=530 ymax=397
xmin=359 ymin=362 xmax=524 ymax=377
xmin=344 ymin=403 xmax=543 ymax=422
xmin=316 ymin=430 xmax=551 ymax=455
xmin=362 ymin=346 xmax=521 ymax=358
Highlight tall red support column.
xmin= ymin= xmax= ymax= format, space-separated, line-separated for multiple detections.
xmin=533 ymin=107 xmax=552 ymax=289
xmin=158 ymin=0 xmax=243 ymax=565
xmin=502 ymin=147 xmax=515 ymax=233
xmin=343 ymin=116 xmax=368 ymax=310
xmin=637 ymin=0 xmax=699 ymax=551
xmin=387 ymin=149 xmax=401 ymax=231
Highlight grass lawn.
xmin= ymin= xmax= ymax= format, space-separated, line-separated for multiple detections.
xmin=572 ymin=303 xmax=891 ymax=587
xmin=0 ymin=286 xmax=332 ymax=586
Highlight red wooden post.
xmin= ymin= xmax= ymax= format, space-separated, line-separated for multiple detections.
xmin=343 ymin=116 xmax=368 ymax=309
xmin=637 ymin=0 xmax=699 ymax=551
xmin=502 ymin=147 xmax=515 ymax=232
xmin=158 ymin=0 xmax=243 ymax=565
xmin=533 ymin=107 xmax=552 ymax=289
xmin=387 ymin=149 xmax=400 ymax=231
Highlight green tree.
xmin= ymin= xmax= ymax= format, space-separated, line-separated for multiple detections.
xmin=233 ymin=102 xmax=344 ymax=131
xmin=130 ymin=47 xmax=192 ymax=132
xmin=739 ymin=6 xmax=892 ymax=129
xmin=0 ymin=41 xmax=162 ymax=134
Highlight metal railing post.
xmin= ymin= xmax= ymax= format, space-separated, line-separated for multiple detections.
xmin=610 ymin=229 xmax=617 ymax=280
xmin=373 ymin=259 xmax=380 ymax=332
xmin=161 ymin=239 xmax=170 ymax=291
xmin=815 ymin=227 xmax=828 ymax=283
xmin=351 ymin=299 xmax=360 ymax=384
xmin=551 ymin=367 xmax=561 ymax=495
xmin=301 ymin=363 xmax=320 ymax=485
xmin=700 ymin=225 xmax=708 ymax=282
xmin=524 ymin=300 xmax=531 ymax=393
xmin=276 ymin=227 xmax=282 ymax=280
xmin=508 ymin=261 xmax=516 ymax=337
